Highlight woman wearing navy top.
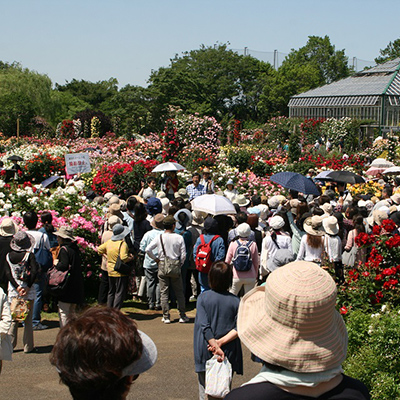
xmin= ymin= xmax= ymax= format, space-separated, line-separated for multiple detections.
xmin=193 ymin=261 xmax=243 ymax=400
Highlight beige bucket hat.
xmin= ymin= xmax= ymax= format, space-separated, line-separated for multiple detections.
xmin=303 ymin=215 xmax=325 ymax=236
xmin=237 ymin=261 xmax=348 ymax=372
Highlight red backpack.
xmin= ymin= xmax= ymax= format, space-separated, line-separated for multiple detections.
xmin=195 ymin=234 xmax=220 ymax=274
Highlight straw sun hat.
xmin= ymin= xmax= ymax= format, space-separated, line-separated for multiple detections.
xmin=303 ymin=215 xmax=325 ymax=236
xmin=237 ymin=261 xmax=348 ymax=373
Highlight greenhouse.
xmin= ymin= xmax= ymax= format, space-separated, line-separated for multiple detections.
xmin=288 ymin=58 xmax=400 ymax=130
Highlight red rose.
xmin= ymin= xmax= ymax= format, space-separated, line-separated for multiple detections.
xmin=339 ymin=306 xmax=348 ymax=315
xmin=372 ymin=225 xmax=381 ymax=235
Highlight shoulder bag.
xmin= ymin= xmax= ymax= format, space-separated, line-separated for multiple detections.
xmin=47 ymin=246 xmax=72 ymax=295
xmin=10 ymin=297 xmax=32 ymax=322
xmin=114 ymin=241 xmax=134 ymax=275
xmin=158 ymin=234 xmax=181 ymax=278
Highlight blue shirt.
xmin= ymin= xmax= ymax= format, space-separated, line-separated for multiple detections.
xmin=186 ymin=183 xmax=207 ymax=201
xmin=140 ymin=229 xmax=164 ymax=269
xmin=193 ymin=290 xmax=243 ymax=374
xmin=193 ymin=234 xmax=225 ymax=264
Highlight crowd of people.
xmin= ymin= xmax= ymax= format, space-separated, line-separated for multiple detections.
xmin=0 ymin=166 xmax=385 ymax=399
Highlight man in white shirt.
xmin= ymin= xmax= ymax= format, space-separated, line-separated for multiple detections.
xmin=23 ymin=211 xmax=51 ymax=331
xmin=146 ymin=215 xmax=189 ymax=324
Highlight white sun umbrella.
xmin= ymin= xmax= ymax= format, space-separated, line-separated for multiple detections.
xmin=191 ymin=194 xmax=236 ymax=216
xmin=383 ymin=166 xmax=400 ymax=175
xmin=151 ymin=162 xmax=186 ymax=173
xmin=370 ymin=158 xmax=395 ymax=169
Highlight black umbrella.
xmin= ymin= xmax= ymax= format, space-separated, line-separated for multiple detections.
xmin=326 ymin=171 xmax=365 ymax=184
xmin=7 ymin=155 xmax=23 ymax=161
xmin=270 ymin=172 xmax=320 ymax=196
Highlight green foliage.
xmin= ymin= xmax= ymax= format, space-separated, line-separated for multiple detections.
xmin=226 ymin=148 xmax=252 ymax=172
xmin=288 ymin=126 xmax=302 ymax=162
xmin=284 ymin=161 xmax=316 ymax=175
xmin=148 ymin=43 xmax=274 ymax=123
xmin=375 ymin=39 xmax=400 ymax=64
xmin=0 ymin=64 xmax=53 ymax=135
xmin=252 ymin=160 xmax=273 ymax=177
xmin=101 ymin=84 xmax=157 ymax=135
xmin=50 ymin=90 xmax=91 ymax=125
xmin=344 ymin=309 xmax=400 ymax=400
xmin=55 ymin=78 xmax=118 ymax=110
xmin=259 ymin=36 xmax=351 ymax=117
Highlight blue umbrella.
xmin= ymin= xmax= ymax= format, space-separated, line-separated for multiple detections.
xmin=270 ymin=172 xmax=320 ymax=196
xmin=41 ymin=175 xmax=60 ymax=188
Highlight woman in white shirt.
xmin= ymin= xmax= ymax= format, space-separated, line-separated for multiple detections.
xmin=296 ymin=215 xmax=325 ymax=264
xmin=260 ymin=216 xmax=292 ymax=275
xmin=323 ymin=216 xmax=344 ymax=284
xmin=224 ymin=179 xmax=238 ymax=202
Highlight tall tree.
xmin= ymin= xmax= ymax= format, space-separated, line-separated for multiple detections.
xmin=375 ymin=39 xmax=400 ymax=64
xmin=258 ymin=35 xmax=351 ymax=117
xmin=147 ymin=44 xmax=274 ymax=124
xmin=55 ymin=78 xmax=119 ymax=110
xmin=0 ymin=64 xmax=53 ymax=135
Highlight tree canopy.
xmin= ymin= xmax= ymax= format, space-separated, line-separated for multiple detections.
xmin=147 ymin=44 xmax=275 ymax=124
xmin=375 ymin=39 xmax=400 ymax=64
xmin=258 ymin=36 xmax=351 ymax=117
xmin=0 ymin=64 xmax=53 ymax=135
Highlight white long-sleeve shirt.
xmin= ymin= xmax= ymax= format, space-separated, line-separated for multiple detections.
xmin=260 ymin=232 xmax=292 ymax=269
xmin=146 ymin=232 xmax=186 ymax=264
xmin=296 ymin=235 xmax=324 ymax=262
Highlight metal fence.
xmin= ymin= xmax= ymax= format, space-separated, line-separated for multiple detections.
xmin=231 ymin=47 xmax=374 ymax=72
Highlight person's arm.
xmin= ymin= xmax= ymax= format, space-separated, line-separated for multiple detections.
xmin=55 ymin=247 xmax=70 ymax=272
xmin=146 ymin=236 xmax=160 ymax=262
xmin=42 ymin=233 xmax=51 ymax=250
xmin=0 ymin=290 xmax=12 ymax=335
xmin=225 ymin=241 xmax=235 ymax=264
xmin=214 ymin=238 xmax=226 ymax=262
xmin=97 ymin=242 xmax=107 ymax=256
xmin=179 ymin=236 xmax=186 ymax=265
xmin=250 ymin=242 xmax=260 ymax=268
xmin=193 ymin=237 xmax=200 ymax=261
xmin=215 ymin=329 xmax=238 ymax=348
xmin=197 ymin=297 xmax=225 ymax=361
xmin=296 ymin=236 xmax=306 ymax=261
xmin=344 ymin=229 xmax=354 ymax=251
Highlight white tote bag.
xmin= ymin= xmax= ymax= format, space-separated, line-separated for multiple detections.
xmin=205 ymin=355 xmax=232 ymax=398
xmin=342 ymin=246 xmax=358 ymax=267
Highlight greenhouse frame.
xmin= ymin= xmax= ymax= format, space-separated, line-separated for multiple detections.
xmin=288 ymin=58 xmax=400 ymax=131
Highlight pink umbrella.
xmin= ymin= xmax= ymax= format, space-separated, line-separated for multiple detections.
xmin=365 ymin=166 xmax=387 ymax=176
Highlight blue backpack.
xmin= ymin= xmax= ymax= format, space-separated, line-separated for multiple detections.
xmin=34 ymin=234 xmax=53 ymax=272
xmin=232 ymin=240 xmax=253 ymax=271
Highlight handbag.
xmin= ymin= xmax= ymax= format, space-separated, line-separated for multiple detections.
xmin=342 ymin=245 xmax=358 ymax=267
xmin=205 ymin=355 xmax=232 ymax=398
xmin=47 ymin=246 xmax=71 ymax=295
xmin=114 ymin=242 xmax=134 ymax=275
xmin=158 ymin=235 xmax=181 ymax=278
xmin=10 ymin=297 xmax=32 ymax=322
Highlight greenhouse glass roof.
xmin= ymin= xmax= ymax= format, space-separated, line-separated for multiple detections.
xmin=289 ymin=58 xmax=400 ymax=107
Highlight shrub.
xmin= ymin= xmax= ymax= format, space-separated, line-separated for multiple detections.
xmin=227 ymin=148 xmax=252 ymax=172
xmin=343 ymin=309 xmax=400 ymax=400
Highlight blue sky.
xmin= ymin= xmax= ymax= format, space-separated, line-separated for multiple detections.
xmin=1 ymin=0 xmax=399 ymax=88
